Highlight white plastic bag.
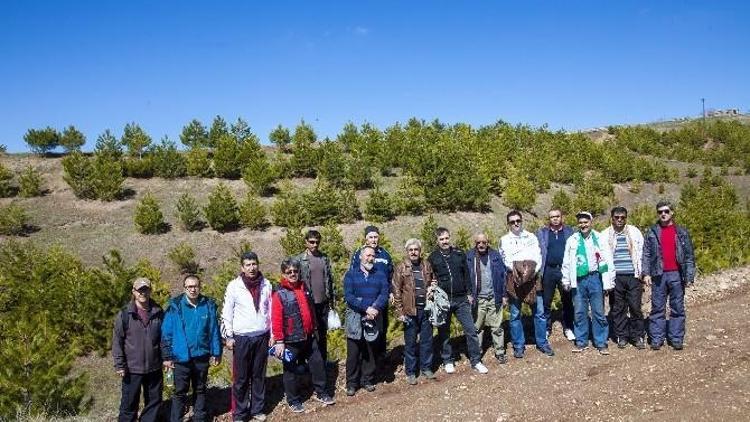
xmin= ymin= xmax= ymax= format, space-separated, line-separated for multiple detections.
xmin=327 ymin=308 xmax=342 ymax=330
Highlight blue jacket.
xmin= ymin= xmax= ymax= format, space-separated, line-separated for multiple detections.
xmin=350 ymin=246 xmax=394 ymax=282
xmin=536 ymin=225 xmax=575 ymax=277
xmin=162 ymin=294 xmax=222 ymax=363
xmin=466 ymin=248 xmax=507 ymax=308
xmin=344 ymin=265 xmax=390 ymax=314
xmin=642 ymin=223 xmax=696 ymax=283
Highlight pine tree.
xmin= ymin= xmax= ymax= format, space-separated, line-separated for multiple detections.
xmin=0 ymin=163 xmax=14 ymax=197
xmin=454 ymin=226 xmax=472 ymax=251
xmin=59 ymin=125 xmax=86 ymax=152
xmin=61 ymin=152 xmax=95 ymax=199
xmin=242 ymin=154 xmax=277 ymax=196
xmin=269 ymin=124 xmax=291 ymax=153
xmin=270 ymin=181 xmax=307 ymax=228
xmin=364 ymin=186 xmax=395 ymax=223
xmin=167 ymin=242 xmax=201 ymax=274
xmin=551 ymin=189 xmax=573 ymax=215
xmin=18 ymin=166 xmax=43 ymax=198
xmin=336 ymin=121 xmax=361 ymax=152
xmin=186 ymin=147 xmax=213 ymax=178
xmin=0 ymin=202 xmax=28 ymax=235
xmin=94 ymin=129 xmax=123 ymax=160
xmin=318 ymin=141 xmax=348 ymax=187
xmin=90 ymin=154 xmax=124 ymax=201
xmin=280 ymin=226 xmax=306 ymax=256
xmin=239 ymin=193 xmax=269 ymax=230
xmin=204 ymin=183 xmax=240 ymax=232
xmin=320 ymin=222 xmax=349 ymax=263
xmin=180 ymin=119 xmax=209 ymax=149
xmin=208 ymin=115 xmax=230 ymax=148
xmin=393 ymin=176 xmax=427 ymax=216
xmin=231 ymin=117 xmax=253 ymax=143
xmin=152 ymin=137 xmax=187 ymax=178
xmin=290 ymin=120 xmax=319 ymax=177
xmin=420 ymin=215 xmax=439 ymax=253
xmin=502 ymin=167 xmax=536 ymax=211
xmin=175 ymin=192 xmax=203 ymax=231
xmin=336 ymin=188 xmax=361 ymax=223
xmin=303 ymin=179 xmax=341 ymax=225
xmin=134 ymin=192 xmax=166 ymax=234
xmin=23 ymin=126 xmax=60 ymax=155
xmin=121 ymin=122 xmax=152 ymax=158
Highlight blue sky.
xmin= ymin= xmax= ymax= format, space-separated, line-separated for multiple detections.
xmin=1 ymin=1 xmax=748 ymax=152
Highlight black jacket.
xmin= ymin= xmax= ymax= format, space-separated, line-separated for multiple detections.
xmin=428 ymin=248 xmax=470 ymax=298
xmin=112 ymin=300 xmax=164 ymax=374
xmin=642 ymin=223 xmax=696 ymax=284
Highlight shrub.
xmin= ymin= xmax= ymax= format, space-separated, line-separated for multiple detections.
xmin=213 ymin=134 xmax=264 ymax=179
xmin=270 ymin=181 xmax=307 ymax=227
xmin=204 ymin=183 xmax=240 ymax=232
xmin=168 ymin=242 xmax=201 ymax=274
xmin=573 ymin=173 xmax=614 ymax=216
xmin=239 ymin=193 xmax=269 ymax=230
xmin=0 ymin=163 xmax=15 ymax=197
xmin=186 ymin=147 xmax=213 ymax=178
xmin=122 ymin=156 xmax=155 ymax=178
xmin=60 ymin=125 xmax=86 ymax=152
xmin=346 ymin=155 xmax=374 ymax=189
xmin=269 ymin=124 xmax=292 ymax=153
xmin=17 ymin=166 xmax=43 ymax=197
xmin=629 ymin=179 xmax=643 ymax=194
xmin=502 ymin=167 xmax=536 ymax=211
xmin=94 ymin=129 xmax=123 ymax=160
xmin=134 ymin=193 xmax=167 ymax=234
xmin=419 ymin=215 xmax=439 ymax=253
xmin=364 ymin=186 xmax=396 ymax=223
xmin=303 ymin=179 xmax=341 ymax=225
xmin=62 ymin=152 xmax=95 ymax=199
xmin=685 ymin=166 xmax=698 ymax=178
xmin=318 ymin=141 xmax=348 ymax=187
xmin=393 ymin=177 xmax=427 ymax=216
xmin=657 ymin=184 xmax=666 ymax=194
xmin=175 ymin=192 xmax=203 ymax=231
xmin=208 ymin=115 xmax=230 ymax=148
xmin=551 ymin=189 xmax=573 ymax=215
xmin=336 ymin=188 xmax=361 ymax=223
xmin=0 ymin=203 xmax=28 ymax=235
xmin=24 ymin=126 xmax=60 ymax=155
xmin=242 ymin=155 xmax=277 ymax=196
xmin=454 ymin=226 xmax=472 ymax=250
xmin=152 ymin=138 xmax=187 ymax=178
xmin=91 ymin=154 xmax=124 ymax=201
xmin=280 ymin=226 xmax=306 ymax=256
xmin=320 ymin=222 xmax=349 ymax=263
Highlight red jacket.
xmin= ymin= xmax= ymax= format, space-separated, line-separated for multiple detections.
xmin=271 ymin=278 xmax=315 ymax=343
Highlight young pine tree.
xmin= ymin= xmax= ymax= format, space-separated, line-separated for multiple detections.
xmin=204 ymin=183 xmax=240 ymax=232
xmin=175 ymin=192 xmax=203 ymax=231
xmin=134 ymin=192 xmax=166 ymax=234
xmin=239 ymin=193 xmax=269 ymax=230
xmin=18 ymin=166 xmax=44 ymax=198
xmin=364 ymin=187 xmax=396 ymax=223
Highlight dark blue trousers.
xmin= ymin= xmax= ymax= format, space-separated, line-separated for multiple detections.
xmin=649 ymin=271 xmax=686 ymax=346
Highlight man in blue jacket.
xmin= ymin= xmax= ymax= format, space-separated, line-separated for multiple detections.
xmin=536 ymin=208 xmax=576 ymax=341
xmin=162 ymin=275 xmax=222 ymax=422
xmin=466 ymin=232 xmax=508 ymax=364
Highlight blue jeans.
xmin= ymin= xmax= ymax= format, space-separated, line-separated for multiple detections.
xmin=649 ymin=271 xmax=685 ymax=345
xmin=403 ymin=307 xmax=433 ymax=375
xmin=572 ymin=273 xmax=608 ymax=348
xmin=436 ymin=296 xmax=481 ymax=366
xmin=509 ymin=294 xmax=550 ymax=352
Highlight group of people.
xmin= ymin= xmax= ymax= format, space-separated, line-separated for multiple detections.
xmin=112 ymin=201 xmax=695 ymax=421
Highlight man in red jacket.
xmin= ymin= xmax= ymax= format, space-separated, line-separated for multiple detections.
xmin=271 ymin=258 xmax=335 ymax=413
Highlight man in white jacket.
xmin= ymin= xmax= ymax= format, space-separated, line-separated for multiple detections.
xmin=222 ymin=252 xmax=273 ymax=422
xmin=561 ymin=212 xmax=615 ymax=355
xmin=600 ymin=206 xmax=646 ymax=350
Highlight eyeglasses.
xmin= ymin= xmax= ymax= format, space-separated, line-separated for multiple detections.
xmin=185 ymin=285 xmax=200 ymax=290
xmin=508 ymin=219 xmax=522 ymax=225
xmin=306 ymin=239 xmax=319 ymax=244
xmin=613 ymin=215 xmax=627 ymax=220
xmin=657 ymin=209 xmax=671 ymax=215
xmin=407 ymin=248 xmax=420 ymax=252
xmin=475 ymin=241 xmax=488 ymax=245
xmin=284 ymin=269 xmax=299 ymax=275
xmin=134 ymin=288 xmax=151 ymax=294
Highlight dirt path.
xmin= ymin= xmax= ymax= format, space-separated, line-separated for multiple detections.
xmin=263 ymin=280 xmax=750 ymax=421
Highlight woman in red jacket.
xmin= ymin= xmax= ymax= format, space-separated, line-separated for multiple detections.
xmin=271 ymin=258 xmax=336 ymax=413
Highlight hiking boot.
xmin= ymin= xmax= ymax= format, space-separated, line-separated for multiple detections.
xmin=364 ymin=384 xmax=376 ymax=392
xmin=513 ymin=349 xmax=525 ymax=359
xmin=597 ymin=347 xmax=610 ymax=356
xmin=672 ymin=343 xmax=684 ymax=351
xmin=634 ymin=338 xmax=646 ymax=350
xmin=421 ymin=369 xmax=436 ymax=379
xmin=564 ymin=328 xmax=576 ymax=341
xmin=538 ymin=346 xmax=555 ymax=357
xmin=650 ymin=342 xmax=662 ymax=351
xmin=496 ymin=354 xmax=508 ymax=364
xmin=407 ymin=375 xmax=418 ymax=385
xmin=315 ymin=394 xmax=335 ymax=406
xmin=572 ymin=344 xmax=588 ymax=353
xmin=444 ymin=362 xmax=456 ymax=374
xmin=346 ymin=386 xmax=356 ymax=396
xmin=617 ymin=338 xmax=628 ymax=349
xmin=289 ymin=403 xmax=304 ymax=413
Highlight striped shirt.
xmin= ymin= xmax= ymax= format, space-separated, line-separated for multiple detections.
xmin=613 ymin=232 xmax=635 ymax=275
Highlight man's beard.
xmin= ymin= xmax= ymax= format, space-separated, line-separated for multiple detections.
xmin=363 ymin=262 xmax=374 ymax=271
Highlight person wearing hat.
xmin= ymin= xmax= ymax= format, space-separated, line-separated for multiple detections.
xmin=112 ymin=277 xmax=165 ymax=422
xmin=344 ymin=246 xmax=390 ymax=396
xmin=271 ymin=258 xmax=335 ymax=413
xmin=642 ymin=200 xmax=696 ymax=351
xmin=561 ymin=211 xmax=616 ymax=355
xmin=221 ymin=252 xmax=274 ymax=422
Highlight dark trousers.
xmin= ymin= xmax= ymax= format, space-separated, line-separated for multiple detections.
xmin=436 ymin=296 xmax=481 ymax=366
xmin=542 ymin=267 xmax=574 ymax=331
xmin=118 ymin=370 xmax=163 ymax=422
xmin=609 ymin=274 xmax=645 ymax=341
xmin=232 ymin=332 xmax=269 ymax=420
xmin=346 ymin=337 xmax=377 ymax=388
xmin=283 ymin=337 xmax=327 ymax=405
xmin=171 ymin=355 xmax=210 ymax=422
xmin=314 ymin=302 xmax=329 ymax=361
xmin=649 ymin=271 xmax=686 ymax=345
xmin=403 ymin=307 xmax=433 ymax=375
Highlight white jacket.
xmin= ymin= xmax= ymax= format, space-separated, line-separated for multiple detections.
xmin=221 ymin=275 xmax=273 ymax=338
xmin=561 ymin=230 xmax=615 ymax=290
xmin=599 ymin=224 xmax=644 ymax=278
xmin=500 ymin=230 xmax=542 ymax=273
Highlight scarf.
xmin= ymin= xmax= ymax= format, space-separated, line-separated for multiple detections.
xmin=279 ymin=278 xmax=315 ymax=335
xmin=241 ymin=272 xmax=263 ymax=310
xmin=576 ymin=232 xmax=608 ymax=277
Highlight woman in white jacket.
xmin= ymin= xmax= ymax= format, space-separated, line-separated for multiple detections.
xmin=561 ymin=212 xmax=615 ymax=355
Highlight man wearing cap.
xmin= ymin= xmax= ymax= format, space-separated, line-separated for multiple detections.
xmin=350 ymin=225 xmax=393 ymax=370
xmin=221 ymin=252 xmax=273 ymax=422
xmin=295 ymin=229 xmax=335 ymax=362
xmin=113 ymin=277 xmax=165 ymax=422
xmin=466 ymin=232 xmax=508 ymax=364
xmin=500 ymin=210 xmax=553 ymax=358
xmin=162 ymin=275 xmax=222 ymax=422
xmin=536 ymin=208 xmax=576 ymax=342
xmin=344 ymin=246 xmax=390 ymax=395
xmin=428 ymin=227 xmax=488 ymax=374
xmin=600 ymin=206 xmax=646 ymax=350
xmin=642 ymin=200 xmax=696 ymax=351
xmin=561 ymin=212 xmax=615 ymax=355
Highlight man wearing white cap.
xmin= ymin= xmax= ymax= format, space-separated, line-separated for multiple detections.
xmin=561 ymin=212 xmax=615 ymax=355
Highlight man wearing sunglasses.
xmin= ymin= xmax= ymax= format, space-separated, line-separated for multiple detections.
xmin=162 ymin=275 xmax=222 ymax=421
xmin=601 ymin=207 xmax=645 ymax=350
xmin=642 ymin=201 xmax=696 ymax=351
xmin=113 ymin=277 xmax=165 ymax=422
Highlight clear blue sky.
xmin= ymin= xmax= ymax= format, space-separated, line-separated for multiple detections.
xmin=1 ymin=1 xmax=748 ymax=152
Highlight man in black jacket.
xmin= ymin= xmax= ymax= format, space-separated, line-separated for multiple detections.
xmin=428 ymin=227 xmax=487 ymax=375
xmin=112 ymin=277 xmax=165 ymax=422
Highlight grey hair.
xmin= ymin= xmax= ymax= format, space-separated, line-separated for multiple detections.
xmin=280 ymin=257 xmax=301 ymax=273
xmin=404 ymin=238 xmax=422 ymax=250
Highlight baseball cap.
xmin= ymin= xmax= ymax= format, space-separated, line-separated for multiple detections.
xmin=362 ymin=317 xmax=379 ymax=342
xmin=132 ymin=277 xmax=151 ymax=290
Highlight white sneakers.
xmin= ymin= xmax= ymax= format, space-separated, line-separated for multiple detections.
xmin=564 ymin=328 xmax=576 ymax=341
xmin=444 ymin=363 xmax=455 ymax=374
xmin=473 ymin=362 xmax=489 ymax=374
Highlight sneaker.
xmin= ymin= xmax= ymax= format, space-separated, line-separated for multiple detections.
xmin=538 ymin=346 xmax=555 ymax=357
xmin=617 ymin=338 xmax=628 ymax=349
xmin=495 ymin=354 xmax=508 ymax=364
xmin=444 ymin=363 xmax=456 ymax=374
xmin=513 ymin=349 xmax=525 ymax=359
xmin=315 ymin=394 xmax=336 ymax=406
xmin=346 ymin=386 xmax=356 ymax=396
xmin=289 ymin=403 xmax=304 ymax=413
xmin=598 ymin=347 xmax=610 ymax=356
xmin=564 ymin=328 xmax=576 ymax=341
xmin=252 ymin=413 xmax=268 ymax=421
xmin=407 ymin=375 xmax=417 ymax=385
xmin=650 ymin=342 xmax=662 ymax=351
xmin=473 ymin=362 xmax=489 ymax=374
xmin=634 ymin=338 xmax=646 ymax=350
xmin=672 ymin=343 xmax=684 ymax=351
xmin=421 ymin=369 xmax=436 ymax=379
xmin=572 ymin=344 xmax=588 ymax=353
xmin=364 ymin=384 xmax=376 ymax=392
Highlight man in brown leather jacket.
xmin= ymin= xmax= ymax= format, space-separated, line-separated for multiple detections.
xmin=392 ymin=238 xmax=437 ymax=385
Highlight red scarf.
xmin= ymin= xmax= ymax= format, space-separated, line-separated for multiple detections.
xmin=279 ymin=277 xmax=314 ymax=335
xmin=241 ymin=272 xmax=263 ymax=310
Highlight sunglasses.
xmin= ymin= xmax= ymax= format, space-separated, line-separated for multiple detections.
xmin=134 ymin=288 xmax=151 ymax=294
xmin=306 ymin=239 xmax=319 ymax=244
xmin=475 ymin=241 xmax=488 ymax=245
xmin=508 ymin=219 xmax=522 ymax=225
xmin=613 ymin=215 xmax=627 ymax=220
xmin=285 ymin=269 xmax=299 ymax=275
xmin=657 ymin=209 xmax=671 ymax=215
